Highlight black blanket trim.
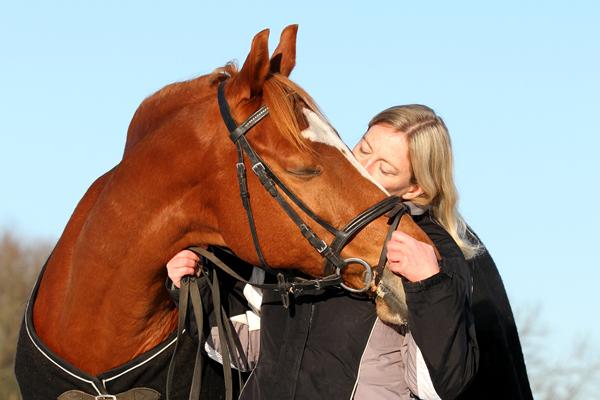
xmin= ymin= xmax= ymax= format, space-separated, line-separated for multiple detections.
xmin=14 ymin=257 xmax=198 ymax=399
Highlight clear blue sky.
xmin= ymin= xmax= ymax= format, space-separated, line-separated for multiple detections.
xmin=2 ymin=1 xmax=599 ymax=359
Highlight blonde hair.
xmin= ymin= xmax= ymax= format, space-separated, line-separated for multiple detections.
xmin=369 ymin=105 xmax=481 ymax=259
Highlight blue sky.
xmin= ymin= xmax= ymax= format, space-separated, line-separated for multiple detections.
xmin=2 ymin=1 xmax=599 ymax=360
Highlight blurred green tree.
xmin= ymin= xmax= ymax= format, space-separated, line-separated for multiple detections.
xmin=0 ymin=231 xmax=52 ymax=400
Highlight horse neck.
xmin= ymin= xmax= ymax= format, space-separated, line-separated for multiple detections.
xmin=33 ymin=145 xmax=221 ymax=375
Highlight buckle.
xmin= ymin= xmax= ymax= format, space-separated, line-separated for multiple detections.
xmin=385 ymin=202 xmax=408 ymax=219
xmin=277 ymin=273 xmax=291 ymax=309
xmin=251 ymin=162 xmax=266 ymax=175
xmin=316 ymin=240 xmax=328 ymax=254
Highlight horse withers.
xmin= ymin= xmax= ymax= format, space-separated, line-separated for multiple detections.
xmin=15 ymin=25 xmax=433 ymax=399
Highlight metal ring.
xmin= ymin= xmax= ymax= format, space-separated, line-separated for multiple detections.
xmin=336 ymin=258 xmax=373 ymax=293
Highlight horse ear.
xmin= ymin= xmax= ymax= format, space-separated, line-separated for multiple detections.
xmin=270 ymin=24 xmax=298 ymax=77
xmin=230 ymin=28 xmax=271 ymax=99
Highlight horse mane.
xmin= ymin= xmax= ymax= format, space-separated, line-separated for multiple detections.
xmin=123 ymin=74 xmax=215 ymax=155
xmin=124 ymin=62 xmax=325 ymax=156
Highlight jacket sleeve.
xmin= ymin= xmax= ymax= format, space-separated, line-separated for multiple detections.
xmin=402 ymin=255 xmax=479 ymax=400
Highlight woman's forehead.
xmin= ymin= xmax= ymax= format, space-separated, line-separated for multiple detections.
xmin=363 ymin=125 xmax=409 ymax=159
xmin=365 ymin=123 xmax=407 ymax=141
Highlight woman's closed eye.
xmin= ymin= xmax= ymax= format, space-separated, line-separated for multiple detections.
xmin=379 ymin=163 xmax=397 ymax=176
xmin=359 ymin=141 xmax=371 ymax=154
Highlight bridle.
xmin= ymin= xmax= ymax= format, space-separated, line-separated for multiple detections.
xmin=167 ymin=79 xmax=410 ymax=400
xmin=216 ymin=79 xmax=407 ymax=294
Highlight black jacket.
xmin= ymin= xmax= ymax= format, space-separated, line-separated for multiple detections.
xmin=174 ymin=213 xmax=532 ymax=399
xmin=456 ymin=235 xmax=533 ymax=399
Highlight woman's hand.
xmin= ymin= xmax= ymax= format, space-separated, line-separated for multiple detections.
xmin=166 ymin=249 xmax=201 ymax=288
xmin=386 ymin=231 xmax=440 ymax=282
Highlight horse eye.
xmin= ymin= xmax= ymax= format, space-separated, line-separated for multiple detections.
xmin=286 ymin=167 xmax=322 ymax=178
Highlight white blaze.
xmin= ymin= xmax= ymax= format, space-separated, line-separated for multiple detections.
xmin=300 ymin=108 xmax=389 ymax=194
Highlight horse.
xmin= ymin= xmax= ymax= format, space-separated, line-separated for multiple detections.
xmin=15 ymin=25 xmax=433 ymax=399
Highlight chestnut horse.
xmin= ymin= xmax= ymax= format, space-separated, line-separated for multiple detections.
xmin=16 ymin=25 xmax=430 ymax=398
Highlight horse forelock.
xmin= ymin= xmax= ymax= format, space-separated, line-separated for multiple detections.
xmin=262 ymin=74 xmax=322 ymax=155
xmin=213 ymin=62 xmax=321 ymax=155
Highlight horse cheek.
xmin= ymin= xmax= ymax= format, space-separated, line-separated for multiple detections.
xmin=398 ymin=214 xmax=441 ymax=260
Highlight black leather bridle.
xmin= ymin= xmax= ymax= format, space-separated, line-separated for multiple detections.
xmin=216 ymin=79 xmax=408 ymax=295
xmin=167 ymin=80 xmax=411 ymax=400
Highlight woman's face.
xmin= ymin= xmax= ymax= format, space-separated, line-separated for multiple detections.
xmin=352 ymin=123 xmax=423 ymax=199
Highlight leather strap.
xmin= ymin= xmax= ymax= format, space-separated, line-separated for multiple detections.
xmin=234 ymin=142 xmax=271 ymax=272
xmin=189 ymin=246 xmax=343 ymax=295
xmin=166 ymin=266 xmax=245 ymax=400
xmin=188 ymin=279 xmax=205 ymax=400
xmin=375 ymin=205 xmax=406 ymax=283
xmin=209 ymin=271 xmax=233 ymax=400
xmin=165 ymin=274 xmax=191 ymax=400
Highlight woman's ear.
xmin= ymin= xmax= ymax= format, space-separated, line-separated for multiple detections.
xmin=400 ymin=184 xmax=424 ymax=200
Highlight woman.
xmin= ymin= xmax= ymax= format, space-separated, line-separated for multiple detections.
xmin=167 ymin=105 xmax=532 ymax=399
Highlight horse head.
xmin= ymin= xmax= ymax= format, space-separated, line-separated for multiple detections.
xmin=122 ymin=25 xmax=397 ymax=289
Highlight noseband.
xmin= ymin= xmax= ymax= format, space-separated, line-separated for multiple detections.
xmin=216 ymin=80 xmax=407 ymax=294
